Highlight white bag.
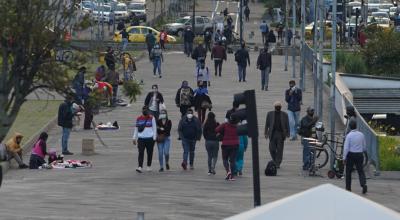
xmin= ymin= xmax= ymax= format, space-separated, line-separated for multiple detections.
xmin=159 ymin=103 xmax=166 ymax=111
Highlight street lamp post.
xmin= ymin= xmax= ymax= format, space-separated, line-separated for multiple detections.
xmin=192 ymin=0 xmax=195 ymax=32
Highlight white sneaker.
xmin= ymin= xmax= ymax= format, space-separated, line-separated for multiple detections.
xmin=153 ymin=75 xmax=157 ymax=78
xmin=136 ymin=167 xmax=142 ymax=173
xmin=146 ymin=166 xmax=152 ymax=172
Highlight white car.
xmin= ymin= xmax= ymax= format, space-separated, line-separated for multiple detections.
xmin=379 ymin=3 xmax=393 ymax=13
xmin=367 ymin=0 xmax=380 ymax=12
xmin=114 ymin=3 xmax=129 ymax=21
xmin=371 ymin=11 xmax=390 ymax=20
xmin=128 ymin=2 xmax=147 ymax=22
xmin=92 ymin=5 xmax=114 ymax=24
xmin=389 ymin=6 xmax=398 ymax=20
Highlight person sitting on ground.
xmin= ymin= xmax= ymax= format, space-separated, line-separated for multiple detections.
xmin=4 ymin=133 xmax=28 ymax=169
xmin=29 ymin=132 xmax=49 ymax=169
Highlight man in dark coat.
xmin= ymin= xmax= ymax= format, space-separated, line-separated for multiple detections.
xmin=183 ymin=27 xmax=195 ymax=57
xmin=145 ymin=29 xmax=156 ymax=59
xmin=256 ymin=45 xmax=272 ymax=90
xmin=264 ymin=101 xmax=289 ymax=168
xmin=58 ymin=97 xmax=74 ymax=155
xmin=192 ymin=42 xmax=207 ymax=68
xmin=234 ymin=43 xmax=250 ymax=82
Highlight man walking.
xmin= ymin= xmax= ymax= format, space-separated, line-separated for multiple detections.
xmin=120 ymin=28 xmax=129 ymax=51
xmin=145 ymin=29 xmax=156 ymax=59
xmin=244 ymin=5 xmax=250 ymax=22
xmin=211 ymin=41 xmax=227 ymax=77
xmin=72 ymin=67 xmax=86 ymax=105
xmin=299 ymin=107 xmax=319 ymax=170
xmin=267 ymin=29 xmax=276 ymax=50
xmin=144 ymin=84 xmax=164 ymax=119
xmin=264 ymin=101 xmax=289 ymax=168
xmin=178 ymin=108 xmax=202 ymax=170
xmin=195 ymin=60 xmax=211 ymax=87
xmin=259 ymin=20 xmax=269 ymax=44
xmin=150 ymin=44 xmax=164 ymax=78
xmin=175 ymin=80 xmax=194 ymax=117
xmin=285 ymin=80 xmax=302 ymax=140
xmin=192 ymin=42 xmax=207 ymax=68
xmin=57 ymin=96 xmax=74 ymax=155
xmin=234 ymin=43 xmax=250 ymax=82
xmin=343 ymin=120 xmax=367 ymax=194
xmin=256 ymin=44 xmax=272 ymax=91
xmin=183 ymin=27 xmax=195 ymax=57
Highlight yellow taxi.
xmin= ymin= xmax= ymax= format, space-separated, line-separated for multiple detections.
xmin=113 ymin=26 xmax=177 ymax=43
xmin=305 ymin=20 xmax=339 ymax=40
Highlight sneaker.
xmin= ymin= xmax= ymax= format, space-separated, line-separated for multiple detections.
xmin=159 ymin=168 xmax=164 ymax=172
xmin=238 ymin=171 xmax=243 ymax=176
xmin=181 ymin=162 xmax=187 ymax=170
xmin=62 ymin=151 xmax=74 ymax=155
xmin=19 ymin=164 xmax=28 ymax=169
xmin=362 ymin=185 xmax=368 ymax=194
xmin=208 ymin=170 xmax=212 ymax=176
xmin=225 ymin=172 xmax=231 ymax=180
xmin=146 ymin=166 xmax=152 ymax=172
xmin=229 ymin=175 xmax=236 ymax=181
xmin=153 ymin=75 xmax=157 ymax=78
xmin=190 ymin=165 xmax=194 ymax=170
xmin=159 ymin=75 xmax=162 ymax=78
xmin=136 ymin=167 xmax=142 ymax=173
xmin=166 ymin=164 xmax=170 ymax=170
xmin=212 ymin=170 xmax=216 ymax=175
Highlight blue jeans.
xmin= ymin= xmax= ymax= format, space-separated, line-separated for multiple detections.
xmin=61 ymin=127 xmax=71 ymax=153
xmin=152 ymin=58 xmax=162 ymax=76
xmin=238 ymin=65 xmax=247 ymax=81
xmin=260 ymin=67 xmax=270 ymax=89
xmin=288 ymin=110 xmax=300 ymax=139
xmin=157 ymin=136 xmax=171 ymax=167
xmin=184 ymin=42 xmax=193 ymax=56
xmin=121 ymin=38 xmax=128 ymax=51
xmin=182 ymin=138 xmax=196 ymax=166
xmin=302 ymin=137 xmax=311 ymax=170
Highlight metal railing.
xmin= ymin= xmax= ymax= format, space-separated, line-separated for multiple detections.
xmin=343 ymin=95 xmax=380 ymax=175
xmin=304 ymin=43 xmax=314 ymax=67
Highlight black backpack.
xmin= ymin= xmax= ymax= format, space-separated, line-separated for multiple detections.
xmin=265 ymin=160 xmax=277 ymax=176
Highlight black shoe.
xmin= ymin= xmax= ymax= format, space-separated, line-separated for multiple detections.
xmin=166 ymin=164 xmax=170 ymax=170
xmin=19 ymin=164 xmax=28 ymax=169
xmin=159 ymin=168 xmax=164 ymax=172
xmin=362 ymin=185 xmax=368 ymax=194
xmin=62 ymin=151 xmax=74 ymax=155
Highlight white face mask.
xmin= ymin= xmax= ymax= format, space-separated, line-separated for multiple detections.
xmin=187 ymin=114 xmax=193 ymax=119
xmin=159 ymin=114 xmax=167 ymax=119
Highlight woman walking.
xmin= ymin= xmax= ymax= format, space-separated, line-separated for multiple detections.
xmin=203 ymin=112 xmax=220 ymax=175
xmin=156 ymin=109 xmax=172 ymax=172
xmin=216 ymin=115 xmax=239 ymax=181
xmin=193 ymin=81 xmax=212 ymax=124
xmin=235 ymin=135 xmax=248 ymax=176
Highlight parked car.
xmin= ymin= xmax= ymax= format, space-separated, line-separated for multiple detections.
xmin=367 ymin=0 xmax=380 ymax=12
xmin=378 ymin=3 xmax=393 ymax=13
xmin=389 ymin=7 xmax=398 ymax=20
xmin=80 ymin=1 xmax=96 ymax=15
xmin=92 ymin=5 xmax=114 ymax=24
xmin=113 ymin=26 xmax=177 ymax=43
xmin=114 ymin=3 xmax=129 ymax=22
xmin=164 ymin=16 xmax=214 ymax=36
xmin=128 ymin=2 xmax=147 ymax=22
xmin=305 ymin=20 xmax=339 ymax=40
xmin=371 ymin=11 xmax=390 ymax=20
xmin=346 ymin=16 xmax=361 ymax=37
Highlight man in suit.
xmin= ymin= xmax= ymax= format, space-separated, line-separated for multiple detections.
xmin=264 ymin=101 xmax=289 ymax=168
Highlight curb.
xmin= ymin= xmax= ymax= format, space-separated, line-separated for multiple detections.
xmin=1 ymin=116 xmax=58 ymax=174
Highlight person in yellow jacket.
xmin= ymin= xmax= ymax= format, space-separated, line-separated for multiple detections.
xmin=5 ymin=133 xmax=28 ymax=169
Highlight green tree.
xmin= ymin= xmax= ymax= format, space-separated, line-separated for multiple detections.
xmin=362 ymin=29 xmax=400 ymax=77
xmin=0 ymin=0 xmax=78 ymax=142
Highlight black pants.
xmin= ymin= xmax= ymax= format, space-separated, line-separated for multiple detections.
xmin=269 ymin=131 xmax=285 ymax=167
xmin=179 ymin=105 xmax=191 ymax=117
xmin=147 ymin=45 xmax=153 ymax=58
xmin=29 ymin=154 xmax=46 ymax=169
xmin=345 ymin=152 xmax=366 ymax=191
xmin=160 ymin=40 xmax=165 ymax=50
xmin=222 ymin=145 xmax=238 ymax=173
xmin=83 ymin=103 xmax=93 ymax=129
xmin=138 ymin=138 xmax=155 ymax=168
xmin=214 ymin=59 xmax=223 ymax=76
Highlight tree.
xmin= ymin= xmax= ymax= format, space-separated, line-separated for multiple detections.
xmin=0 ymin=0 xmax=79 ymax=142
xmin=362 ymin=28 xmax=400 ymax=77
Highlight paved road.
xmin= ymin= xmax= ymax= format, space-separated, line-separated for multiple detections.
xmin=1 ymin=1 xmax=399 ymax=219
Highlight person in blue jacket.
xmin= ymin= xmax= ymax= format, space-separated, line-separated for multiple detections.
xmin=235 ymin=134 xmax=248 ymax=176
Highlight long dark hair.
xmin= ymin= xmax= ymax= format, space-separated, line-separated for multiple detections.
xmin=204 ymin=112 xmax=217 ymax=128
xmin=38 ymin=132 xmax=48 ymax=142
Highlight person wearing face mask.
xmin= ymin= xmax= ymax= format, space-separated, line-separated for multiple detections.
xmin=264 ymin=101 xmax=289 ymax=168
xmin=298 ymin=107 xmax=319 ymax=170
xmin=175 ymin=81 xmax=194 ymax=117
xmin=133 ymin=106 xmax=157 ymax=173
xmin=178 ymin=108 xmax=202 ymax=170
xmin=194 ymin=60 xmax=210 ymax=88
xmin=285 ymin=80 xmax=302 ymax=140
xmin=193 ymin=81 xmax=212 ymax=124
xmin=216 ymin=115 xmax=240 ymax=181
xmin=144 ymin=84 xmax=165 ymax=119
xmin=156 ymin=110 xmax=172 ymax=172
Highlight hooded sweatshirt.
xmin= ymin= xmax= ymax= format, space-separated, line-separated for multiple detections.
xmin=5 ymin=133 xmax=23 ymax=153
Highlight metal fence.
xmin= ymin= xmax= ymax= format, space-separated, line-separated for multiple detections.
xmin=343 ymin=96 xmax=380 ymax=175
xmin=303 ymin=43 xmax=314 ymax=67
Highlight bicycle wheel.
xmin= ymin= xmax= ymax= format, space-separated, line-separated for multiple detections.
xmin=62 ymin=50 xmax=73 ymax=63
xmin=315 ymin=147 xmax=329 ymax=169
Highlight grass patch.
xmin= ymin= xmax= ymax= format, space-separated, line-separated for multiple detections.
xmin=379 ymin=136 xmax=400 ymax=171
xmin=5 ymin=100 xmax=62 ymax=146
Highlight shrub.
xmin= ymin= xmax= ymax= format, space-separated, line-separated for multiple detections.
xmin=122 ymin=80 xmax=142 ymax=103
xmin=336 ymin=50 xmax=367 ymax=74
xmin=379 ymin=136 xmax=400 ymax=171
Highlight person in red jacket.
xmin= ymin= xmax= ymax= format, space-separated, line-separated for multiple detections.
xmin=211 ymin=41 xmax=227 ymax=77
xmin=216 ymin=114 xmax=240 ymax=181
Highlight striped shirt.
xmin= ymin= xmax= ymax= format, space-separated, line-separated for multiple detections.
xmin=132 ymin=115 xmax=157 ymax=140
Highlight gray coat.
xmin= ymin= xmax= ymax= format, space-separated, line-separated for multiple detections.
xmin=264 ymin=110 xmax=290 ymax=139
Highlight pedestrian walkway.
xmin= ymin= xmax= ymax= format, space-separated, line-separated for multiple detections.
xmin=1 ymin=1 xmax=400 ymax=219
